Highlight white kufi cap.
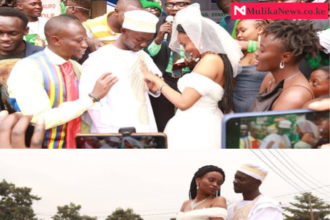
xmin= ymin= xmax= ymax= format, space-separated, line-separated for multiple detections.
xmin=238 ymin=162 xmax=268 ymax=182
xmin=278 ymin=120 xmax=292 ymax=129
xmin=109 ymin=137 xmax=121 ymax=143
xmin=122 ymin=10 xmax=159 ymax=33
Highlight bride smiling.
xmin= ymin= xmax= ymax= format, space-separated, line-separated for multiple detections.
xmin=177 ymin=165 xmax=228 ymax=220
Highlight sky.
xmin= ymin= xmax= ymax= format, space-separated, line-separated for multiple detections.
xmin=0 ymin=149 xmax=329 ymax=220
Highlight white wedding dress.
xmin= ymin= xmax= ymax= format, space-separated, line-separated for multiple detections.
xmin=164 ymin=73 xmax=224 ymax=149
xmin=177 ymin=208 xmax=228 ymax=220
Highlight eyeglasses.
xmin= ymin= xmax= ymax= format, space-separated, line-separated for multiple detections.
xmin=65 ymin=5 xmax=90 ymax=11
xmin=165 ymin=2 xmax=190 ymax=9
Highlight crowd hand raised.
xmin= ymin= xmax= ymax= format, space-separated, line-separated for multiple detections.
xmin=0 ymin=111 xmax=45 ymax=149
xmin=91 ymin=73 xmax=118 ymax=101
xmin=86 ymin=38 xmax=104 ymax=52
xmin=154 ymin=22 xmax=173 ymax=45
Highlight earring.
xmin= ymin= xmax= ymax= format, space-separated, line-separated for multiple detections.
xmin=280 ymin=62 xmax=284 ymax=69
xmin=258 ymin=34 xmax=261 ymax=43
xmin=196 ymin=185 xmax=199 ymax=190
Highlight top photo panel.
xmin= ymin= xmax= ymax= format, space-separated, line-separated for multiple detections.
xmin=0 ymin=0 xmax=329 ymax=149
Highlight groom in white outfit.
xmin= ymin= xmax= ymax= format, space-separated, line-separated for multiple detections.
xmin=79 ymin=10 xmax=162 ymax=133
xmin=227 ymin=162 xmax=283 ymax=220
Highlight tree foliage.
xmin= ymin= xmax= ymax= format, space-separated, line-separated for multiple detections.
xmin=283 ymin=192 xmax=330 ymax=220
xmin=52 ymin=203 xmax=97 ymax=220
xmin=0 ymin=179 xmax=41 ymax=220
xmin=106 ymin=208 xmax=143 ymax=220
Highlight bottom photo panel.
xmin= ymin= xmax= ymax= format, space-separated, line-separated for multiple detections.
xmin=0 ymin=150 xmax=329 ymax=220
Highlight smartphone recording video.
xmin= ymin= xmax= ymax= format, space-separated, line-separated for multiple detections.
xmin=222 ymin=109 xmax=329 ymax=149
xmin=75 ymin=133 xmax=167 ymax=149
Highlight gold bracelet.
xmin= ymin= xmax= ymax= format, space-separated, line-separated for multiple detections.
xmin=159 ymin=83 xmax=168 ymax=92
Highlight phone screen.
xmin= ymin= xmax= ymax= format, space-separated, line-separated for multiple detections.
xmin=224 ymin=110 xmax=329 ymax=149
xmin=76 ymin=135 xmax=167 ymax=149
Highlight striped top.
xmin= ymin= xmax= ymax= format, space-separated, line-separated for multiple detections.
xmin=83 ymin=11 xmax=120 ymax=45
xmin=9 ymin=51 xmax=81 ymax=149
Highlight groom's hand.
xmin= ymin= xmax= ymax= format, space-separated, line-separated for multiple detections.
xmin=91 ymin=73 xmax=118 ymax=101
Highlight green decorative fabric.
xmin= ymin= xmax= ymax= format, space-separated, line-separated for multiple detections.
xmin=306 ymin=26 xmax=330 ymax=70
xmin=61 ymin=1 xmax=66 ymax=14
xmin=140 ymin=0 xmax=162 ymax=14
xmin=231 ymin=19 xmax=241 ymax=39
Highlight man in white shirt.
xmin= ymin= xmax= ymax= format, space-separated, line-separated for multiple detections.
xmin=16 ymin=0 xmax=48 ymax=46
xmin=227 ymin=162 xmax=283 ymax=220
xmin=80 ymin=10 xmax=162 ymax=133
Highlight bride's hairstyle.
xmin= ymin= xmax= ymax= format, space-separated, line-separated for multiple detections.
xmin=177 ymin=24 xmax=234 ymax=114
xmin=189 ymin=165 xmax=226 ymax=200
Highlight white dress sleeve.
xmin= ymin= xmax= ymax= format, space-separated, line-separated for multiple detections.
xmin=179 ymin=73 xmax=215 ymax=96
xmin=177 ymin=208 xmax=227 ymax=220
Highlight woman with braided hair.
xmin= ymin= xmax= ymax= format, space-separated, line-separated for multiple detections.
xmin=177 ymin=165 xmax=227 ymax=220
xmin=250 ymin=20 xmax=320 ymax=111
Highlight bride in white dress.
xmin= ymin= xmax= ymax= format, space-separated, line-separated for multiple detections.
xmin=140 ymin=4 xmax=242 ymax=149
xmin=177 ymin=165 xmax=228 ymax=220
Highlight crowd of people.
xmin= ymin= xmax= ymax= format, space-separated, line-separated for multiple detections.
xmin=0 ymin=0 xmax=329 ymax=149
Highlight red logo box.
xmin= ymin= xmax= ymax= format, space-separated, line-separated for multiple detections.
xmin=231 ymin=3 xmax=329 ymax=19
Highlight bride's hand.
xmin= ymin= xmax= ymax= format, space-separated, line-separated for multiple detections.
xmin=140 ymin=60 xmax=156 ymax=82
xmin=140 ymin=60 xmax=164 ymax=93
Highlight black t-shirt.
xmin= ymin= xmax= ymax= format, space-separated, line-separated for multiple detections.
xmin=0 ymin=48 xmax=25 ymax=61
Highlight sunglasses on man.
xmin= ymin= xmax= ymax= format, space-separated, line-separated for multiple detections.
xmin=164 ymin=2 xmax=190 ymax=9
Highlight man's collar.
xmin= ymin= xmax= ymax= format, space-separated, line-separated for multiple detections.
xmin=44 ymin=47 xmax=68 ymax=65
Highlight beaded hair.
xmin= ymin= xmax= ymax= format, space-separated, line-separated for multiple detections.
xmin=189 ymin=165 xmax=226 ymax=200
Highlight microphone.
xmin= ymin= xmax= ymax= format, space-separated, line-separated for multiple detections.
xmin=163 ymin=15 xmax=174 ymax=42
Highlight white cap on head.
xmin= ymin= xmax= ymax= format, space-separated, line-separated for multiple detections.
xmin=109 ymin=137 xmax=121 ymax=143
xmin=122 ymin=10 xmax=159 ymax=33
xmin=278 ymin=120 xmax=292 ymax=129
xmin=238 ymin=162 xmax=268 ymax=182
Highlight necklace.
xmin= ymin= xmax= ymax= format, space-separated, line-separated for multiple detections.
xmin=268 ymin=71 xmax=301 ymax=92
xmin=190 ymin=195 xmax=212 ymax=210
xmin=284 ymin=71 xmax=301 ymax=82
